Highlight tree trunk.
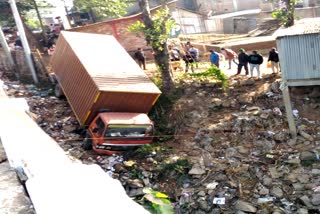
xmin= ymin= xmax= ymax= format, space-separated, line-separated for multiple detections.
xmin=139 ymin=0 xmax=174 ymax=94
xmin=284 ymin=0 xmax=294 ymax=27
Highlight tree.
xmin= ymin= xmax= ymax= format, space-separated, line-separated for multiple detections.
xmin=129 ymin=0 xmax=174 ymax=94
xmin=272 ymin=0 xmax=298 ymax=27
xmin=73 ymin=0 xmax=132 ymax=22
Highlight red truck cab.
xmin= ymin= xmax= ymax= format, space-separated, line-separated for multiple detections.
xmin=83 ymin=112 xmax=154 ymax=155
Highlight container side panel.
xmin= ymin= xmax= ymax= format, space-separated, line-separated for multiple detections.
xmin=51 ymin=34 xmax=99 ymax=125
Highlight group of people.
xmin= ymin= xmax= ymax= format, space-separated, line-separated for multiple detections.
xmin=134 ymin=42 xmax=280 ymax=79
xmin=210 ymin=47 xmax=280 ymax=79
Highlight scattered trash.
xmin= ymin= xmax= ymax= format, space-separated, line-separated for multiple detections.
xmin=213 ymin=197 xmax=226 ymax=205
xmin=273 ymin=107 xmax=282 ymax=116
xmin=257 ymin=196 xmax=276 ymax=204
xmin=292 ymin=109 xmax=299 ymax=118
xmin=206 ymin=182 xmax=219 ymax=190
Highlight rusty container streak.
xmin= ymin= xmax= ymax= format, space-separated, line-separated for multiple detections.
xmin=51 ymin=31 xmax=161 ymax=126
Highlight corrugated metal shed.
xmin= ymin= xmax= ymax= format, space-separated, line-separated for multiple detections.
xmin=275 ymin=18 xmax=320 ymax=82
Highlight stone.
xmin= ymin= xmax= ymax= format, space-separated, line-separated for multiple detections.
xmin=127 ymin=179 xmax=144 ymax=188
xmin=311 ymin=194 xmax=320 ymax=206
xmin=300 ymin=151 xmax=315 ymax=161
xmin=292 ymin=183 xmax=305 ymax=191
xmin=238 ymin=94 xmax=253 ymax=104
xmin=269 ymin=167 xmax=281 ymax=179
xmin=297 ymin=208 xmax=308 ymax=214
xmin=188 ymin=165 xmax=206 ymax=175
xmin=299 ymin=195 xmax=313 ymax=208
xmin=235 ymin=200 xmax=257 ymax=213
xmin=198 ymin=200 xmax=209 ymax=211
xmin=297 ymin=174 xmax=310 ymax=184
xmin=259 ymin=187 xmax=269 ymax=195
xmin=128 ymin=188 xmax=144 ymax=197
xmin=240 ymin=79 xmax=255 ymax=86
xmin=197 ymin=191 xmax=206 ymax=197
xmin=271 ymin=186 xmax=283 ymax=198
xmin=263 ymin=176 xmax=273 ymax=187
xmin=312 ymin=169 xmax=320 ymax=175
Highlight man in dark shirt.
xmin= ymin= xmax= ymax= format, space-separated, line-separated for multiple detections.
xmin=268 ymin=47 xmax=280 ymax=73
xmin=236 ymin=48 xmax=249 ymax=75
xmin=134 ymin=48 xmax=146 ymax=70
xmin=248 ymin=50 xmax=264 ymax=79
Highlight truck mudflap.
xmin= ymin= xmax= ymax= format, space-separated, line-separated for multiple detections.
xmin=95 ymin=143 xmax=144 ymax=151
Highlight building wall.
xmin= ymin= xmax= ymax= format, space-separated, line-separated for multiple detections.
xmin=173 ymin=9 xmax=206 ymax=34
xmin=70 ymin=17 xmax=151 ymax=59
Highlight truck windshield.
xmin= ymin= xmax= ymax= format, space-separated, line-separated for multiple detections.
xmin=105 ymin=124 xmax=153 ymax=137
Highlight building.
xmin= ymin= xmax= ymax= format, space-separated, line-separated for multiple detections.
xmin=274 ymin=18 xmax=320 ymax=136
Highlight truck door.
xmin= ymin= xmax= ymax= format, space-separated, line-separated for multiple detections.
xmin=90 ymin=117 xmax=106 ymax=144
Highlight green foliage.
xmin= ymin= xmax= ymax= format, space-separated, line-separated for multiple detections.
xmin=140 ymin=188 xmax=173 ymax=214
xmin=271 ymin=0 xmax=300 ymax=27
xmin=74 ymin=0 xmax=131 ymax=20
xmin=134 ymin=144 xmax=160 ymax=158
xmin=128 ymin=9 xmax=176 ymax=51
xmin=189 ymin=66 xmax=229 ymax=89
xmin=25 ymin=18 xmax=40 ymax=29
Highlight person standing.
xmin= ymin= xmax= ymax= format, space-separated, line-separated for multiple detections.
xmin=209 ymin=50 xmax=220 ymax=68
xmin=220 ymin=47 xmax=237 ymax=69
xmin=134 ymin=48 xmax=146 ymax=70
xmin=268 ymin=47 xmax=280 ymax=73
xmin=236 ymin=48 xmax=249 ymax=75
xmin=189 ymin=45 xmax=199 ymax=67
xmin=248 ymin=50 xmax=264 ymax=79
xmin=183 ymin=51 xmax=194 ymax=73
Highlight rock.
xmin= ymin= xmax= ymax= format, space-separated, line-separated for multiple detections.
xmin=128 ymin=188 xmax=144 ymax=197
xmin=269 ymin=167 xmax=281 ymax=179
xmin=312 ymin=169 xmax=320 ymax=175
xmin=297 ymin=208 xmax=308 ymax=214
xmin=300 ymin=151 xmax=315 ymax=161
xmin=235 ymin=200 xmax=257 ymax=213
xmin=311 ymin=194 xmax=320 ymax=206
xmin=127 ymin=179 xmax=144 ymax=188
xmin=259 ymin=187 xmax=269 ymax=195
xmin=238 ymin=94 xmax=253 ymax=104
xmin=262 ymin=176 xmax=273 ymax=186
xmin=240 ymin=79 xmax=255 ymax=86
xmin=188 ymin=165 xmax=206 ymax=175
xmin=236 ymin=146 xmax=250 ymax=155
xmin=198 ymin=200 xmax=209 ymax=211
xmin=271 ymin=186 xmax=283 ymax=198
xmin=297 ymin=174 xmax=310 ymax=184
xmin=197 ymin=191 xmax=206 ymax=197
xmin=292 ymin=183 xmax=305 ymax=191
xmin=299 ymin=130 xmax=314 ymax=141
xmin=299 ymin=195 xmax=313 ymax=208
xmin=211 ymin=98 xmax=222 ymax=106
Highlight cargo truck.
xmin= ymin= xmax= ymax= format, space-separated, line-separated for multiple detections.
xmin=50 ymin=31 xmax=161 ymax=155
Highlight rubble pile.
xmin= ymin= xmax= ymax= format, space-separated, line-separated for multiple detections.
xmin=3 ymin=74 xmax=320 ymax=213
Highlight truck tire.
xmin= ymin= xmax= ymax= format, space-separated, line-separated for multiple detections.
xmin=54 ymin=84 xmax=64 ymax=98
xmin=82 ymin=135 xmax=92 ymax=151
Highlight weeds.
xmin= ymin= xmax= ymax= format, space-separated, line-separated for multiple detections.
xmin=189 ymin=66 xmax=229 ymax=90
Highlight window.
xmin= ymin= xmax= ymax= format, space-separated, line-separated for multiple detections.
xmin=94 ymin=117 xmax=105 ymax=136
xmin=105 ymin=125 xmax=153 ymax=138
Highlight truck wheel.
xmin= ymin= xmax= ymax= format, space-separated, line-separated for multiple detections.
xmin=82 ymin=136 xmax=92 ymax=150
xmin=54 ymin=84 xmax=64 ymax=98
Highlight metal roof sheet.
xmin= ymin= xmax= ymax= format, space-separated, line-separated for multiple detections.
xmin=59 ymin=31 xmax=161 ymax=94
xmin=274 ymin=18 xmax=320 ymax=38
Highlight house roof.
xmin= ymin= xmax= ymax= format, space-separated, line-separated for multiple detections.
xmin=274 ymin=18 xmax=320 ymax=39
xmin=208 ymin=9 xmax=261 ymax=19
xmin=71 ymin=0 xmax=178 ymax=31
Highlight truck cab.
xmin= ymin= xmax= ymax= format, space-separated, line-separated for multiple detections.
xmin=83 ymin=112 xmax=154 ymax=155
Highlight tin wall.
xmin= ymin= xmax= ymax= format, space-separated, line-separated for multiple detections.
xmin=277 ymin=34 xmax=320 ymax=81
